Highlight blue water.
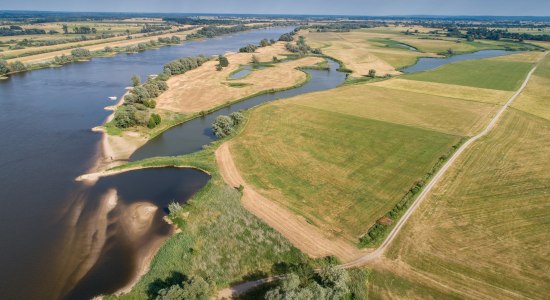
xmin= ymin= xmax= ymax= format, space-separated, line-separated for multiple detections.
xmin=401 ymin=50 xmax=513 ymax=73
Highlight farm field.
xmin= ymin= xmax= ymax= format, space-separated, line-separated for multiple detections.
xmin=375 ymin=108 xmax=550 ymax=299
xmin=230 ymin=99 xmax=462 ymax=244
xmin=156 ymin=42 xmax=323 ymax=113
xmin=290 ymin=84 xmax=500 ymax=136
xmin=512 ymin=54 xmax=550 ymax=120
xmin=403 ymin=59 xmax=534 ymax=91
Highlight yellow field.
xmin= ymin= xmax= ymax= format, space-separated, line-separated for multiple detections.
xmin=371 ymin=78 xmax=513 ymax=105
xmin=290 ymin=84 xmax=500 ymax=136
xmin=156 ymin=43 xmax=323 ymax=113
xmin=303 ymin=30 xmax=433 ymax=77
xmin=512 ymin=54 xmax=550 ymax=121
xmin=375 ymin=109 xmax=550 ymax=299
xmin=488 ymin=50 xmax=547 ymax=63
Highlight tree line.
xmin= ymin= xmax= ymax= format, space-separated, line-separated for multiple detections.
xmin=113 ymin=55 xmax=209 ymax=129
xmin=0 ymin=26 xmax=46 ymax=36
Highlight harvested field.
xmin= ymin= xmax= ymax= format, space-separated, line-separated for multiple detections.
xmin=290 ymin=84 xmax=500 ymax=136
xmin=378 ymin=109 xmax=550 ymax=299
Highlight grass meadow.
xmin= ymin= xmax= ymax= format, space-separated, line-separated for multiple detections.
xmin=404 ymin=59 xmax=534 ymax=91
xmin=230 ymin=102 xmax=461 ymax=243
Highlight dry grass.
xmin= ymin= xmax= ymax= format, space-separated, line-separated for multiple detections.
xmin=156 ymin=43 xmax=323 ymax=113
xmin=488 ymin=50 xmax=547 ymax=63
xmin=371 ymin=78 xmax=514 ymax=105
xmin=290 ymin=84 xmax=500 ymax=136
xmin=303 ymin=30 xmax=433 ymax=77
xmin=377 ymin=109 xmax=550 ymax=299
xmin=512 ymin=54 xmax=550 ymax=121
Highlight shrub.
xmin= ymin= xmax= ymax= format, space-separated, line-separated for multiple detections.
xmin=218 ymin=55 xmax=229 ymax=67
xmin=104 ymin=46 xmax=114 ymax=52
xmin=70 ymin=47 xmax=91 ymax=58
xmin=239 ymin=44 xmax=257 ymax=53
xmin=368 ymin=69 xmax=376 ymax=77
xmin=155 ymin=275 xmax=212 ymax=300
xmin=215 ymin=64 xmax=223 ymax=71
xmin=260 ymin=38 xmax=270 ymax=47
xmin=0 ymin=59 xmax=9 ymax=74
xmin=132 ymin=75 xmax=141 ymax=87
xmin=8 ymin=61 xmax=26 ymax=72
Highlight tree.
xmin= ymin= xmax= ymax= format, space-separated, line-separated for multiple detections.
xmin=62 ymin=24 xmax=68 ymax=34
xmin=229 ymin=112 xmax=244 ymax=125
xmin=251 ymin=55 xmax=259 ymax=64
xmin=156 ymin=275 xmax=212 ymax=300
xmin=218 ymin=55 xmax=229 ymax=67
xmin=447 ymin=48 xmax=454 ymax=55
xmin=216 ymin=65 xmax=223 ymax=71
xmin=212 ymin=115 xmax=234 ymax=138
xmin=131 ymin=75 xmax=141 ymax=87
xmin=273 ymin=56 xmax=280 ymax=63
xmin=260 ymin=38 xmax=270 ymax=47
xmin=368 ymin=69 xmax=376 ymax=78
xmin=0 ymin=59 xmax=10 ymax=75
xmin=239 ymin=44 xmax=257 ymax=53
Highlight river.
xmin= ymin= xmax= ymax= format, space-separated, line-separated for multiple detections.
xmin=0 ymin=26 xmax=515 ymax=300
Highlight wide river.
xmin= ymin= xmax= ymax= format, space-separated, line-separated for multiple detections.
xmin=0 ymin=24 xmax=514 ymax=299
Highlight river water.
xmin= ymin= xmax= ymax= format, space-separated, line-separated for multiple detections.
xmin=0 ymin=26 xmax=514 ymax=299
xmin=0 ymin=26 xmax=294 ymax=300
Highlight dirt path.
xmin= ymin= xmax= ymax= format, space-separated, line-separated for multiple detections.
xmin=215 ymin=52 xmax=547 ymax=298
xmin=216 ymin=143 xmax=367 ymax=262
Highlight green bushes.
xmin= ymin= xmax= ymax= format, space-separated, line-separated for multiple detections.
xmin=0 ymin=59 xmax=8 ymax=75
xmin=148 ymin=113 xmax=162 ymax=129
xmin=218 ymin=55 xmax=229 ymax=67
xmin=211 ymin=112 xmax=245 ymax=138
xmin=163 ymin=56 xmax=209 ymax=76
xmin=264 ymin=265 xmax=350 ymax=300
xmin=8 ymin=61 xmax=27 ymax=72
xmin=70 ymin=47 xmax=91 ymax=58
xmin=239 ymin=44 xmax=258 ymax=53
xmin=155 ymin=275 xmax=212 ymax=300
xmin=260 ymin=38 xmax=270 ymax=47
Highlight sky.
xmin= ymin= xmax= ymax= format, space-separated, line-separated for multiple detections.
xmin=1 ymin=0 xmax=550 ymax=16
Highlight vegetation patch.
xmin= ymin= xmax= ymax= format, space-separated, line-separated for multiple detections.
xmin=404 ymin=59 xmax=533 ymax=91
xmin=231 ymin=102 xmax=461 ymax=242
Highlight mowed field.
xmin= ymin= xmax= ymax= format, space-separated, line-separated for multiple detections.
xmin=228 ymin=54 xmax=528 ymax=248
xmin=373 ymin=108 xmax=550 ymax=299
xmin=230 ymin=102 xmax=461 ymax=243
xmin=404 ymin=58 xmax=534 ymax=91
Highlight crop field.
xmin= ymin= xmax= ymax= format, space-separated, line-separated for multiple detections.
xmin=375 ymin=109 xmax=550 ymax=299
xmin=512 ymin=54 xmax=550 ymax=121
xmin=156 ymin=43 xmax=322 ymax=113
xmin=404 ymin=59 xmax=534 ymax=91
xmin=230 ymin=101 xmax=462 ymax=243
xmin=290 ymin=84 xmax=500 ymax=136
xmin=371 ymin=78 xmax=513 ymax=105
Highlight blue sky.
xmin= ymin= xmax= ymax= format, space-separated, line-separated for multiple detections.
xmin=1 ymin=0 xmax=549 ymax=16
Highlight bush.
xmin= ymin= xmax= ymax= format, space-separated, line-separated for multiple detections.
xmin=155 ymin=275 xmax=212 ymax=300
xmin=8 ymin=60 xmax=26 ymax=72
xmin=239 ymin=44 xmax=257 ymax=53
xmin=218 ymin=55 xmax=229 ymax=67
xmin=215 ymin=65 xmax=223 ymax=71
xmin=104 ymin=46 xmax=114 ymax=52
xmin=260 ymin=38 xmax=270 ymax=47
xmin=0 ymin=59 xmax=9 ymax=75
xmin=132 ymin=75 xmax=141 ymax=87
xmin=368 ymin=69 xmax=376 ymax=77
xmin=70 ymin=47 xmax=91 ymax=58
xmin=278 ymin=33 xmax=294 ymax=42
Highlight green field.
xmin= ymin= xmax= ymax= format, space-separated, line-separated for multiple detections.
xmin=404 ymin=59 xmax=533 ymax=91
xmin=231 ymin=102 xmax=461 ymax=243
xmin=380 ymin=109 xmax=550 ymax=299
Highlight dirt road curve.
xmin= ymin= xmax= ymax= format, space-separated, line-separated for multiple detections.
xmin=215 ymin=52 xmax=547 ymax=298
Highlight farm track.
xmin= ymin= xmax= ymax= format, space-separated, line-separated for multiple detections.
xmin=216 ymin=51 xmax=548 ymax=298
